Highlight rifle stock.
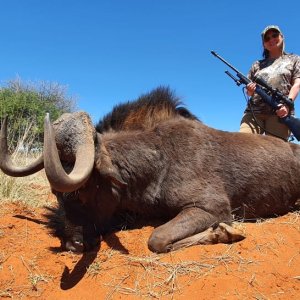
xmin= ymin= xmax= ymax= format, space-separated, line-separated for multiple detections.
xmin=281 ymin=116 xmax=300 ymax=141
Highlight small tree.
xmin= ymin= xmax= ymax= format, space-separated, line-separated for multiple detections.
xmin=0 ymin=78 xmax=77 ymax=150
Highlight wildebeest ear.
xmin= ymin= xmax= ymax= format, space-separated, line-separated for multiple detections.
xmin=95 ymin=133 xmax=127 ymax=189
xmin=101 ymin=171 xmax=127 ymax=189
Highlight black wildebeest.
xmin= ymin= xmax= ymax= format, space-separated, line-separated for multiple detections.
xmin=1 ymin=87 xmax=299 ymax=253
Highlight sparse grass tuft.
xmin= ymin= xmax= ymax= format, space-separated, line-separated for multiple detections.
xmin=87 ymin=261 xmax=102 ymax=277
xmin=29 ymin=273 xmax=50 ymax=291
xmin=0 ymin=288 xmax=13 ymax=298
xmin=21 ymin=256 xmax=53 ymax=292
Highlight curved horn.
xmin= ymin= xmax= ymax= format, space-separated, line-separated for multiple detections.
xmin=43 ymin=113 xmax=95 ymax=192
xmin=0 ymin=116 xmax=44 ymax=176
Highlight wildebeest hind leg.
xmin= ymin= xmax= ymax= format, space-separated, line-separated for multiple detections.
xmin=148 ymin=207 xmax=244 ymax=253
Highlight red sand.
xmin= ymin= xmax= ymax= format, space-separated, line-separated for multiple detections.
xmin=0 ymin=202 xmax=299 ymax=299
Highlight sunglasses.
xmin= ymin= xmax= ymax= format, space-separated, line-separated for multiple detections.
xmin=264 ymin=32 xmax=280 ymax=42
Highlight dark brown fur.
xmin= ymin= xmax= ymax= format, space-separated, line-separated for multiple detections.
xmin=46 ymin=87 xmax=199 ymax=252
xmin=24 ymin=87 xmax=299 ymax=253
xmin=52 ymin=115 xmax=300 ymax=253
xmin=95 ymin=86 xmax=198 ymax=133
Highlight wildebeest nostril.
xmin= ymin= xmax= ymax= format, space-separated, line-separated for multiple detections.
xmin=65 ymin=239 xmax=84 ymax=253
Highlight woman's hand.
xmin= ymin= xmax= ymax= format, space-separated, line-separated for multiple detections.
xmin=246 ymin=82 xmax=256 ymax=96
xmin=276 ymin=104 xmax=289 ymax=118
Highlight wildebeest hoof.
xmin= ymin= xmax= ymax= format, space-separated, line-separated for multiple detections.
xmin=148 ymin=234 xmax=169 ymax=253
xmin=216 ymin=223 xmax=245 ymax=243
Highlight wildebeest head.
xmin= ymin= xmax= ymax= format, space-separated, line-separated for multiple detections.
xmin=43 ymin=111 xmax=97 ymax=192
xmin=1 ymin=87 xmax=196 ymax=252
xmin=1 ymin=110 xmax=125 ymax=251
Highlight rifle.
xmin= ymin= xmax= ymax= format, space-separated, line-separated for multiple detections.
xmin=211 ymin=50 xmax=300 ymax=141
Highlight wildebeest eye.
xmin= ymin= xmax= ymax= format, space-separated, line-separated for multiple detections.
xmin=111 ymin=186 xmax=120 ymax=200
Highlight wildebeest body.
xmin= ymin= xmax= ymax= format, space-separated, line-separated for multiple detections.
xmin=99 ymin=119 xmax=299 ymax=219
xmin=70 ymin=117 xmax=300 ymax=252
xmin=1 ymin=87 xmax=300 ymax=253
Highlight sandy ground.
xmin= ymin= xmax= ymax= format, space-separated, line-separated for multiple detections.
xmin=0 ymin=199 xmax=299 ymax=300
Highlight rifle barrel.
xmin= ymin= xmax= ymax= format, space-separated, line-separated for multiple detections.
xmin=211 ymin=51 xmax=240 ymax=74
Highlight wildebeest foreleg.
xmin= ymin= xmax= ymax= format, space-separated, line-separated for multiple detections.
xmin=169 ymin=223 xmax=245 ymax=251
xmin=148 ymin=207 xmax=244 ymax=253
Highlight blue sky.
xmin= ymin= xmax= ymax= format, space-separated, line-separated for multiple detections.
xmin=1 ymin=0 xmax=300 ymax=133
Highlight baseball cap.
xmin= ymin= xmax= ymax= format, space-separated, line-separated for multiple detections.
xmin=261 ymin=25 xmax=282 ymax=39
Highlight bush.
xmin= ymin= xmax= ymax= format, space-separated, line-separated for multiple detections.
xmin=0 ymin=78 xmax=77 ymax=150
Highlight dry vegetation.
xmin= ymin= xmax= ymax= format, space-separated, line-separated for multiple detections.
xmin=0 ymin=120 xmax=50 ymax=208
xmin=0 ymin=168 xmax=50 ymax=208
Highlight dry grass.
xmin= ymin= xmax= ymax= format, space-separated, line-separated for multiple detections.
xmin=0 ymin=255 xmax=53 ymax=299
xmin=0 ymin=167 xmax=50 ymax=208
xmin=30 ymin=257 xmax=52 ymax=291
xmin=281 ymin=210 xmax=300 ymax=230
xmin=83 ymin=245 xmax=258 ymax=299
xmin=0 ymin=118 xmax=51 ymax=207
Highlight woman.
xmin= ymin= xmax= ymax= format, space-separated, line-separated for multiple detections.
xmin=240 ymin=25 xmax=300 ymax=141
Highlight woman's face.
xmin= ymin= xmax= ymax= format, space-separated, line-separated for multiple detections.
xmin=263 ymin=30 xmax=284 ymax=52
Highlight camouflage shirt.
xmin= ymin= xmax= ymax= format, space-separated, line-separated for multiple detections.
xmin=245 ymin=53 xmax=300 ymax=114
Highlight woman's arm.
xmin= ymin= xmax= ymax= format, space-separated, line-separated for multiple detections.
xmin=288 ymin=78 xmax=300 ymax=101
xmin=276 ymin=78 xmax=300 ymax=118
